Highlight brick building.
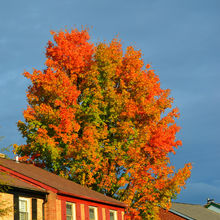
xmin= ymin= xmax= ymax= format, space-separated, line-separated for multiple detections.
xmin=0 ymin=157 xmax=127 ymax=220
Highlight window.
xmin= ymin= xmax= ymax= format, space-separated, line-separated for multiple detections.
xmin=66 ymin=202 xmax=76 ymax=220
xmin=19 ymin=197 xmax=30 ymax=220
xmin=110 ymin=210 xmax=117 ymax=220
xmin=89 ymin=206 xmax=98 ymax=220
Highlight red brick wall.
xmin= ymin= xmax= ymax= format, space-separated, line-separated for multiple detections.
xmin=44 ymin=191 xmax=57 ymax=220
xmin=159 ymin=208 xmax=186 ymax=220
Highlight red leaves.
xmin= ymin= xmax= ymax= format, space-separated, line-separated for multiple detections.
xmin=46 ymin=29 xmax=94 ymax=75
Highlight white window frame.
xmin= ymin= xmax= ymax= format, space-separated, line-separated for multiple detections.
xmin=110 ymin=210 xmax=118 ymax=220
xmin=89 ymin=206 xmax=98 ymax=220
xmin=66 ymin=202 xmax=76 ymax=220
xmin=19 ymin=197 xmax=30 ymax=220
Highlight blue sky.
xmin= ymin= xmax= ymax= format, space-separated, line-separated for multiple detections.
xmin=0 ymin=0 xmax=219 ymax=204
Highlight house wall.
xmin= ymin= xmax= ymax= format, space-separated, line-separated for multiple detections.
xmin=81 ymin=204 xmax=85 ymax=220
xmin=0 ymin=192 xmax=45 ymax=220
xmin=56 ymin=198 xmax=62 ymax=220
xmin=44 ymin=190 xmax=57 ymax=220
xmin=0 ymin=192 xmax=13 ymax=220
xmin=102 ymin=207 xmax=106 ymax=219
xmin=37 ymin=198 xmax=44 ymax=220
xmin=0 ymin=191 xmax=125 ymax=220
xmin=57 ymin=194 xmax=125 ymax=220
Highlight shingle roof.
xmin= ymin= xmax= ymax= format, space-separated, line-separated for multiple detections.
xmin=0 ymin=158 xmax=126 ymax=207
xmin=171 ymin=202 xmax=220 ymax=220
xmin=0 ymin=172 xmax=46 ymax=193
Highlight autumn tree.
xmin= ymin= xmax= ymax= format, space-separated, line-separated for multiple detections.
xmin=14 ymin=29 xmax=191 ymax=219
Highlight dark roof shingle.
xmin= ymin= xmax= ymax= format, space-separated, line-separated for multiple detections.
xmin=0 ymin=172 xmax=46 ymax=193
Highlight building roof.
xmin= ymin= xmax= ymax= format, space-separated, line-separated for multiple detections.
xmin=0 ymin=158 xmax=126 ymax=208
xmin=171 ymin=202 xmax=220 ymax=220
xmin=0 ymin=172 xmax=46 ymax=193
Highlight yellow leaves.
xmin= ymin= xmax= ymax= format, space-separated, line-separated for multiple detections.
xmin=95 ymin=39 xmax=123 ymax=70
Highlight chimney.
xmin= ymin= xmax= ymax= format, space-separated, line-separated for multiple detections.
xmin=16 ymin=156 xmax=19 ymax=163
xmin=0 ymin=153 xmax=5 ymax=158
